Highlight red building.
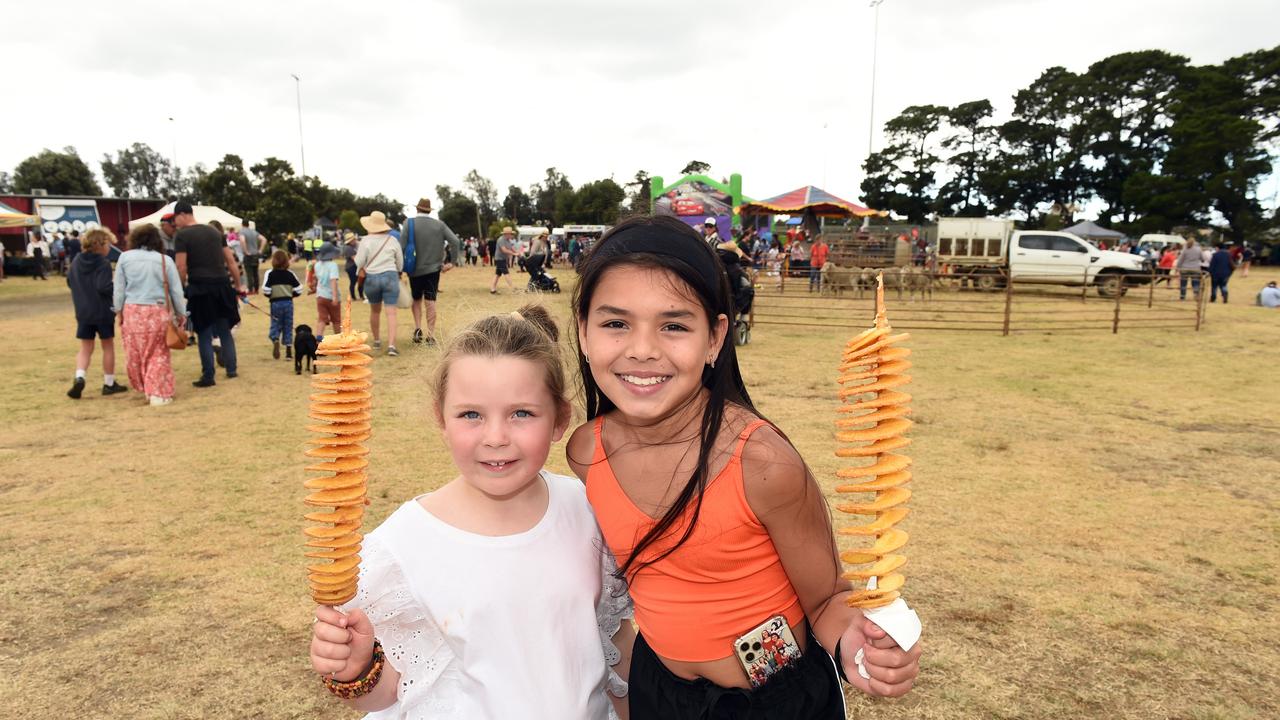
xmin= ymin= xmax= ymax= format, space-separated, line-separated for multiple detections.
xmin=0 ymin=194 xmax=166 ymax=254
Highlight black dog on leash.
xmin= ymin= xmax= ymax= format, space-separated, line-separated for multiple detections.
xmin=294 ymin=324 xmax=318 ymax=375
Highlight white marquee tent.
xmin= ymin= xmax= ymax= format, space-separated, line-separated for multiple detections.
xmin=128 ymin=202 xmax=243 ymax=231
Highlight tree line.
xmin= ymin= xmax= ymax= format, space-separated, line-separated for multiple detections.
xmin=0 ymin=145 xmax=674 ymax=240
xmin=0 ymin=145 xmax=401 ymax=240
xmin=860 ymin=47 xmax=1279 ymax=241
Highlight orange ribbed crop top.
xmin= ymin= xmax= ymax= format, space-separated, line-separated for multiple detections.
xmin=585 ymin=416 xmax=804 ymax=662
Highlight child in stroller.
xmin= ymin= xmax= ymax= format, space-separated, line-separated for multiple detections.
xmin=715 ymin=241 xmax=754 ymax=345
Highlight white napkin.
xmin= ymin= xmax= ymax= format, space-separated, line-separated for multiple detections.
xmin=853 ymin=598 xmax=922 ymax=680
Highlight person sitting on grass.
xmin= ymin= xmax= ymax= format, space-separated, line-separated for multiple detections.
xmin=1258 ymin=281 xmax=1280 ymax=309
xmin=66 ymin=228 xmax=127 ymax=399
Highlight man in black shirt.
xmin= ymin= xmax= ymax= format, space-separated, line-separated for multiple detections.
xmin=174 ymin=201 xmax=245 ymax=387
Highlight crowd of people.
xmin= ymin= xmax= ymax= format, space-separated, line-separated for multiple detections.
xmin=56 ymin=206 xmax=1280 ymax=409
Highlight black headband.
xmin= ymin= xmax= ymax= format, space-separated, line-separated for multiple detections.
xmin=596 ymin=224 xmax=721 ymax=289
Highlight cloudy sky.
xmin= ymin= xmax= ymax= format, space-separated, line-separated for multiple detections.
xmin=7 ymin=0 xmax=1279 ymax=214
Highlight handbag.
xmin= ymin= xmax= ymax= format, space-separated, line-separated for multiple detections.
xmin=356 ymin=235 xmax=394 ymax=289
xmin=396 ymin=276 xmax=413 ymax=309
xmin=159 ymin=254 xmax=187 ymax=351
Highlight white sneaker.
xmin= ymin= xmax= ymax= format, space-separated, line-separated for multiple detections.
xmin=149 ymin=395 xmax=173 ymax=406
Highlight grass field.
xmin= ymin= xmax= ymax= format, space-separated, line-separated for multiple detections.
xmin=2 ymin=262 xmax=1278 ymax=719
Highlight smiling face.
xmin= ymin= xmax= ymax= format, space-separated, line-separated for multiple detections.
xmin=438 ymin=354 xmax=568 ymax=500
xmin=579 ymin=265 xmax=727 ymax=425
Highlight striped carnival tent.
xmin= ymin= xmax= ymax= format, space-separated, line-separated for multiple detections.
xmin=736 ymin=185 xmax=885 ymax=218
xmin=0 ymin=200 xmax=39 ymax=229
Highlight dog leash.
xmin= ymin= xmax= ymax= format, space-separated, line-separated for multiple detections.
xmin=240 ymin=298 xmax=273 ymax=317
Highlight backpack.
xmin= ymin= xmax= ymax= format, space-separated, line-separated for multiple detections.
xmin=403 ymin=218 xmax=417 ymax=272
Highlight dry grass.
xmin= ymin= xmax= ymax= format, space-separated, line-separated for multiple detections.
xmin=1 ymin=263 xmax=1277 ymax=719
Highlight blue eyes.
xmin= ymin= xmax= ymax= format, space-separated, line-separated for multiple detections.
xmin=456 ymin=410 xmax=535 ymax=420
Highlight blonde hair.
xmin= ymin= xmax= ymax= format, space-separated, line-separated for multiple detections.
xmin=82 ymin=228 xmax=116 ymax=253
xmin=432 ymin=304 xmax=569 ymax=425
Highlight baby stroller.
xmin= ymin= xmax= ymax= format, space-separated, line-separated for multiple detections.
xmin=717 ymin=247 xmax=754 ymax=346
xmin=525 ymin=254 xmax=561 ymax=293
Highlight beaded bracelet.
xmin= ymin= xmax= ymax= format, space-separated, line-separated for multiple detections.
xmin=322 ymin=641 xmax=385 ymax=700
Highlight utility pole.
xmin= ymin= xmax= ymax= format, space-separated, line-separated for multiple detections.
xmin=291 ymin=74 xmax=307 ymax=178
xmin=868 ymin=0 xmax=886 ymax=157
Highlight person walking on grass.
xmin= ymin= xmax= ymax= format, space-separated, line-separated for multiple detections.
xmin=401 ymin=197 xmax=462 ymax=345
xmin=262 ymin=250 xmax=303 ymax=360
xmin=355 ymin=211 xmax=404 ymax=357
xmin=1176 ymin=237 xmax=1206 ymax=301
xmin=489 ymin=226 xmax=518 ymax=294
xmin=342 ymin=231 xmax=363 ymax=301
xmin=1208 ymin=243 xmax=1235 ymax=304
xmin=314 ymin=241 xmax=343 ymax=336
xmin=240 ymin=219 xmax=264 ymax=294
xmin=66 ymin=228 xmax=127 ymax=399
xmin=174 ymin=200 xmax=245 ymax=387
xmin=113 ymin=224 xmax=185 ymax=406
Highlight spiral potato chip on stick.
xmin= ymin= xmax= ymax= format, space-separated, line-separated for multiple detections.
xmin=835 ymin=274 xmax=913 ymax=610
xmin=304 ymin=301 xmax=373 ymax=606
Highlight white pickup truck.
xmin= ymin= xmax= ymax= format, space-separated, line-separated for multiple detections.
xmin=935 ymin=218 xmax=1150 ymax=296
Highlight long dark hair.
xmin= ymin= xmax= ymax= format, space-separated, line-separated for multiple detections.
xmin=572 ymin=214 xmax=762 ymax=581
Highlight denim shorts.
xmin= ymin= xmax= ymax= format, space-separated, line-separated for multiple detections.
xmin=363 ymin=271 xmax=399 ymax=305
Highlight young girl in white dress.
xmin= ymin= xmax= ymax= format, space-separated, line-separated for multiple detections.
xmin=310 ymin=304 xmax=633 ymax=719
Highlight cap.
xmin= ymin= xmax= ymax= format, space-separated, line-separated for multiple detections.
xmin=704 ymin=217 xmax=717 ymax=226
xmin=172 ymin=201 xmax=194 ymax=216
xmin=161 ymin=213 xmax=175 ymax=222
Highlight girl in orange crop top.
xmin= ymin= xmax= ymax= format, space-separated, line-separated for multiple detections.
xmin=566 ymin=217 xmax=922 ymax=720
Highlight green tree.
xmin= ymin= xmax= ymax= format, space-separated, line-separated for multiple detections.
xmin=13 ymin=147 xmax=102 ymax=195
xmin=487 ymin=217 xmax=517 ymax=239
xmin=250 ymin=157 xmax=297 ymax=187
xmin=254 ymin=185 xmax=314 ymax=239
xmin=860 ymin=105 xmax=947 ymax=222
xmin=502 ymin=185 xmax=535 ymax=225
xmin=532 ymin=167 xmax=572 ymax=224
xmin=989 ymin=67 xmax=1091 ymax=224
xmin=625 ymin=170 xmax=652 ymax=215
xmin=936 ymin=100 xmax=996 ymax=217
xmin=338 ymin=209 xmax=361 ymax=235
xmin=560 ymin=178 xmax=626 ymax=224
xmin=101 ymin=143 xmax=173 ymax=198
xmin=0 ymin=171 xmax=12 ymax=193
xmin=437 ymin=184 xmax=480 ymax=237
xmin=1149 ymin=62 xmax=1273 ymax=240
xmin=1079 ymin=50 xmax=1188 ymax=225
xmin=195 ymin=155 xmax=260 ymax=218
xmin=351 ymin=194 xmax=404 ymax=225
xmin=680 ymin=160 xmax=710 ymax=175
xmin=464 ymin=169 xmax=499 ymax=230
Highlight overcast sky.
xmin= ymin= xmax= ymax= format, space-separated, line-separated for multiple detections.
xmin=7 ymin=0 xmax=1279 ymax=215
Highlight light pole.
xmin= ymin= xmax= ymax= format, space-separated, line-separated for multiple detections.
xmin=168 ymin=116 xmax=179 ymax=197
xmin=291 ymin=73 xmax=307 ymax=179
xmin=867 ymin=0 xmax=886 ymax=157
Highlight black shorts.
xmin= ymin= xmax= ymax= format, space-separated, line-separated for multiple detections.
xmin=627 ymin=630 xmax=844 ymax=719
xmin=76 ymin=320 xmax=114 ymax=340
xmin=409 ymin=271 xmax=441 ymax=301
xmin=494 ymin=261 xmax=509 ymax=276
